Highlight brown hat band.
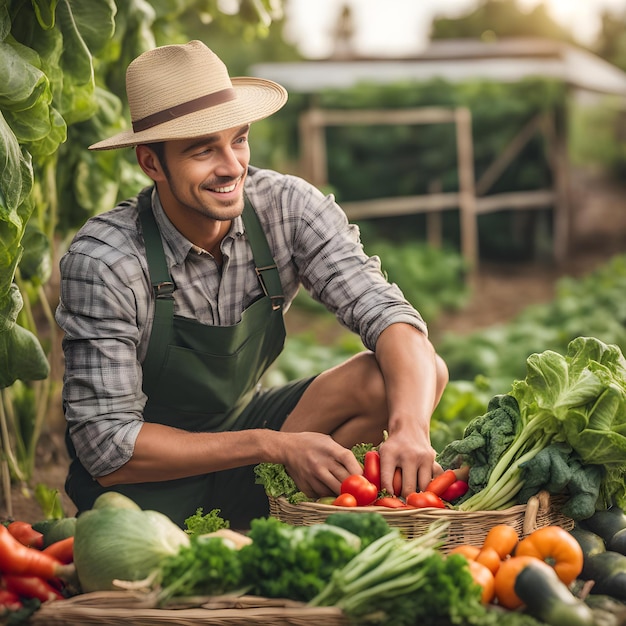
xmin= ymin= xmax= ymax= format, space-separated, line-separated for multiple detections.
xmin=132 ymin=87 xmax=237 ymax=132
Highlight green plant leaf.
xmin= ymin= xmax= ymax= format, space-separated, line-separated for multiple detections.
xmin=0 ymin=284 xmax=48 ymax=388
xmin=31 ymin=0 xmax=59 ymax=30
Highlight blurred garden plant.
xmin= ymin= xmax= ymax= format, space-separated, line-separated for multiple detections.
xmin=0 ymin=0 xmax=283 ymax=516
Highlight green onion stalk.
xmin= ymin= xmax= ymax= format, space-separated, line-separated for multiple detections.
xmin=309 ymin=520 xmax=449 ymax=617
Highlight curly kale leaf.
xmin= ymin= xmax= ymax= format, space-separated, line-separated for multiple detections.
xmin=518 ymin=442 xmax=604 ymax=520
xmin=253 ymin=462 xmax=301 ymax=499
xmin=184 ymin=507 xmax=229 ymax=537
xmin=437 ymin=394 xmax=519 ymax=499
xmin=239 ymin=517 xmax=360 ymax=602
xmin=351 ymin=441 xmax=376 ymax=465
xmin=158 ymin=536 xmax=243 ymax=601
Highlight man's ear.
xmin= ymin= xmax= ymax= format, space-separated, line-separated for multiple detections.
xmin=136 ymin=145 xmax=165 ymax=181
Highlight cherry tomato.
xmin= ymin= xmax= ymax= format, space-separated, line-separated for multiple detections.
xmin=426 ymin=469 xmax=457 ymax=497
xmin=406 ymin=490 xmax=446 ymax=509
xmin=440 ymin=479 xmax=469 ymax=502
xmin=363 ymin=450 xmax=381 ymax=491
xmin=332 ymin=493 xmax=358 ymax=507
xmin=340 ymin=474 xmax=378 ymax=506
xmin=374 ymin=496 xmax=409 ymax=509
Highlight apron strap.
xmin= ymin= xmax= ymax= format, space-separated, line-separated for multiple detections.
xmin=138 ymin=189 xmax=175 ymax=379
xmin=138 ymin=188 xmax=284 ymax=376
xmin=139 ymin=191 xmax=175 ymax=299
xmin=242 ymin=197 xmax=284 ymax=311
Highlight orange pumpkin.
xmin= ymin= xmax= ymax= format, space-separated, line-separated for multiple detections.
xmin=448 ymin=544 xmax=480 ymax=561
xmin=467 ymin=559 xmax=496 ymax=604
xmin=475 ymin=546 xmax=503 ymax=575
xmin=515 ymin=525 xmax=583 ymax=585
xmin=482 ymin=524 xmax=519 ymax=559
xmin=494 ymin=555 xmax=538 ymax=609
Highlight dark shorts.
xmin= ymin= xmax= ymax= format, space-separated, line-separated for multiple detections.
xmin=232 ymin=376 xmax=317 ymax=432
xmin=210 ymin=376 xmax=316 ymax=529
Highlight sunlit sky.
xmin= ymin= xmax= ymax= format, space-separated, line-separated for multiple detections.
xmin=284 ymin=0 xmax=626 ymax=58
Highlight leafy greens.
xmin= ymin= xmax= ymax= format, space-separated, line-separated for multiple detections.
xmin=440 ymin=336 xmax=626 ymax=516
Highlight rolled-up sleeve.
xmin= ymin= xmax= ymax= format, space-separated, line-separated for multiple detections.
xmin=286 ymin=182 xmax=427 ymax=351
xmin=56 ymin=238 xmax=149 ymax=478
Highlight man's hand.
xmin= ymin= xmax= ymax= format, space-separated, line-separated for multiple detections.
xmin=378 ymin=428 xmax=442 ymax=497
xmin=281 ymin=432 xmax=363 ymax=499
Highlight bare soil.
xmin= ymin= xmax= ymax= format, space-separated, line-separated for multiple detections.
xmin=5 ymin=172 xmax=626 ymax=525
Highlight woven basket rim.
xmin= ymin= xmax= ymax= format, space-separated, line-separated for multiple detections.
xmin=270 ymin=495 xmax=529 ymax=517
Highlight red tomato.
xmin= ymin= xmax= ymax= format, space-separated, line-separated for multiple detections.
xmin=392 ymin=467 xmax=403 ymax=495
xmin=340 ymin=474 xmax=378 ymax=506
xmin=332 ymin=493 xmax=358 ymax=507
xmin=374 ymin=496 xmax=409 ymax=509
xmin=426 ymin=469 xmax=457 ymax=497
xmin=440 ymin=480 xmax=470 ymax=502
xmin=406 ymin=490 xmax=446 ymax=509
xmin=363 ymin=450 xmax=381 ymax=491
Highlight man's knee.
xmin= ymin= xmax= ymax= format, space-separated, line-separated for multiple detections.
xmin=435 ymin=353 xmax=449 ymax=393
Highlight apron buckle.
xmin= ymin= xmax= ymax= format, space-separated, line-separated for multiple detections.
xmin=255 ymin=265 xmax=276 ymax=294
xmin=154 ymin=281 xmax=175 ymax=299
xmin=270 ymin=295 xmax=284 ymax=311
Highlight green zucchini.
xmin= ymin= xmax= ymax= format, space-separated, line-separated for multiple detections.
xmin=580 ymin=507 xmax=626 ymax=545
xmin=569 ymin=527 xmax=606 ymax=559
xmin=606 ymin=527 xmax=626 ymax=556
xmin=43 ymin=517 xmax=76 ymax=547
xmin=514 ymin=560 xmax=595 ymax=626
xmin=580 ymin=551 xmax=626 ymax=600
xmin=32 ymin=517 xmax=77 ymax=548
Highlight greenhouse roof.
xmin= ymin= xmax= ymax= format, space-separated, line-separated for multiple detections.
xmin=251 ymin=38 xmax=626 ymax=97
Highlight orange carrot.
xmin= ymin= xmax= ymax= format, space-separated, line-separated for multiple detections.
xmin=42 ymin=537 xmax=74 ymax=565
xmin=0 ymin=526 xmax=73 ymax=581
xmin=6 ymin=522 xmax=44 ymax=550
xmin=3 ymin=574 xmax=63 ymax=602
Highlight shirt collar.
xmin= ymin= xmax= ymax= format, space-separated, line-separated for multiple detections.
xmin=150 ymin=187 xmax=245 ymax=264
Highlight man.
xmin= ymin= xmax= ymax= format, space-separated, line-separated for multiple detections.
xmin=56 ymin=40 xmax=449 ymax=528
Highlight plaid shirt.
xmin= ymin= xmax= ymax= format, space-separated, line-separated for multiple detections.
xmin=55 ymin=166 xmax=426 ymax=477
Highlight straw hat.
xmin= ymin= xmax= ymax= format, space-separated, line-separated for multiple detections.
xmin=89 ymin=40 xmax=288 ymax=150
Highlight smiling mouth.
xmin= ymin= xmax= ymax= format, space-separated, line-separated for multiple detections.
xmin=207 ymin=175 xmax=242 ymax=194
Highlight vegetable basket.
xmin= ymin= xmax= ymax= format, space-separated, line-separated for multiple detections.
xmin=268 ymin=490 xmax=574 ymax=551
xmin=29 ymin=590 xmax=350 ymax=625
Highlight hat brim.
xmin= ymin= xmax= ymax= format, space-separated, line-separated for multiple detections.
xmin=89 ymin=77 xmax=287 ymax=150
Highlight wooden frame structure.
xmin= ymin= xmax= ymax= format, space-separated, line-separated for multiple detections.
xmin=298 ymin=106 xmax=570 ymax=271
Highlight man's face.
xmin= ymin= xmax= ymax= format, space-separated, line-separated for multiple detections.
xmin=157 ymin=124 xmax=251 ymax=222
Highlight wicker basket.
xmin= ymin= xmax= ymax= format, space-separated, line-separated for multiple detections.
xmin=29 ymin=591 xmax=350 ymax=625
xmin=269 ymin=490 xmax=574 ymax=551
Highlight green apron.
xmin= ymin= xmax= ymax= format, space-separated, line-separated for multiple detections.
xmin=66 ymin=189 xmax=286 ymax=526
